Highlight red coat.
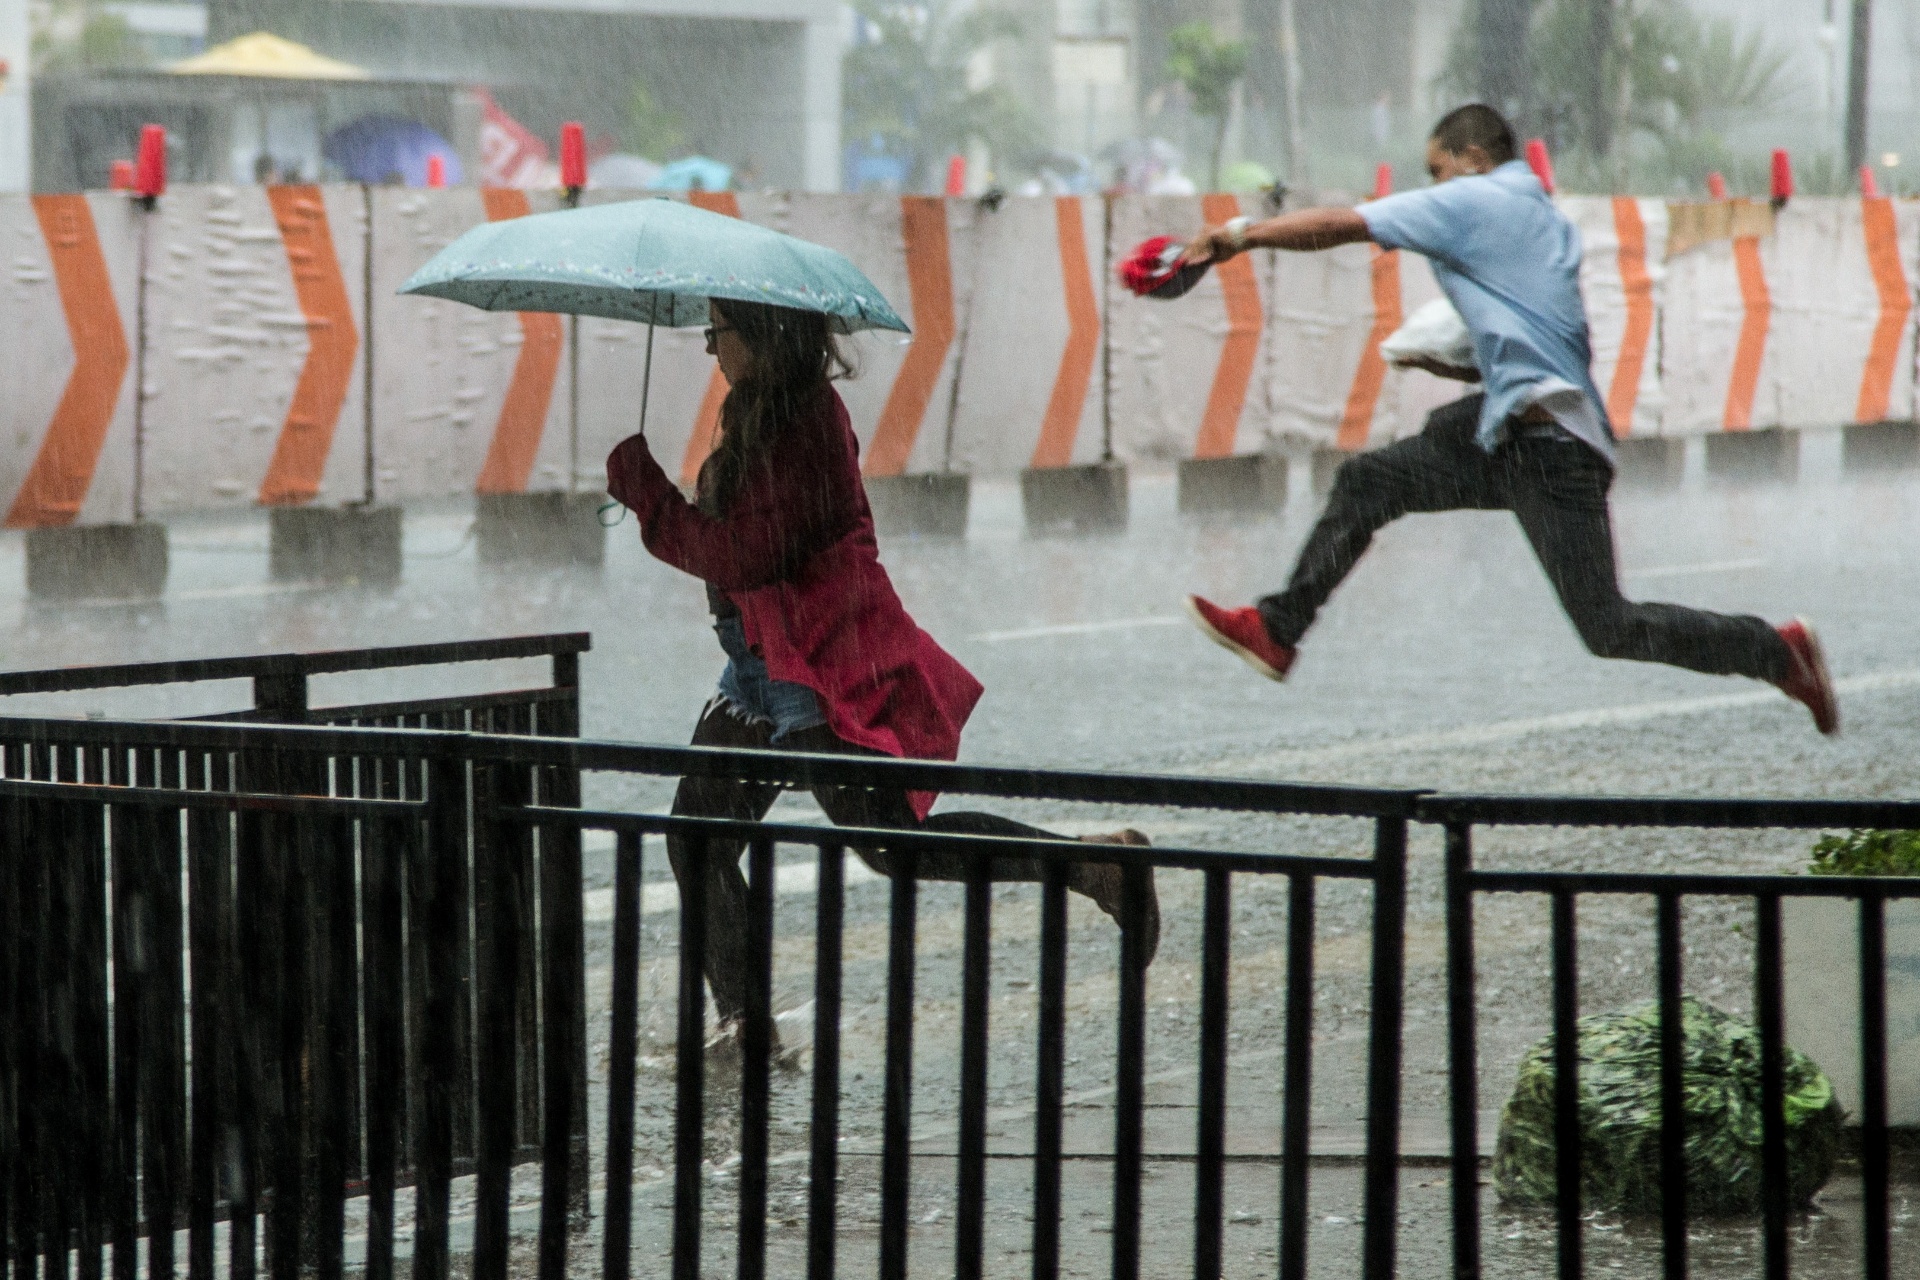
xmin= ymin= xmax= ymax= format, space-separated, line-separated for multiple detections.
xmin=606 ymin=386 xmax=982 ymax=817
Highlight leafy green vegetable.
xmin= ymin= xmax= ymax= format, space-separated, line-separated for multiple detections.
xmin=1808 ymin=830 xmax=1920 ymax=878
xmin=1494 ymin=997 xmax=1841 ymax=1215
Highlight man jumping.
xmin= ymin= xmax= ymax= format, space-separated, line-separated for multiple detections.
xmin=1180 ymin=104 xmax=1839 ymax=734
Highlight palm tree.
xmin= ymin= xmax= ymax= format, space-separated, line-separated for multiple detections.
xmin=1164 ymin=22 xmax=1249 ymax=193
xmin=842 ymin=0 xmax=1038 ymax=192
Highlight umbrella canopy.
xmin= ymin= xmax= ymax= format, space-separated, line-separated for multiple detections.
xmin=326 ymin=116 xmax=462 ymax=186
xmin=648 ymin=156 xmax=733 ymax=193
xmin=170 ymin=31 xmax=370 ymax=80
xmin=399 ymin=197 xmax=909 ymax=334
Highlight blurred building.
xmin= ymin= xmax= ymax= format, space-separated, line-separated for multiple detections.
xmin=208 ymin=0 xmax=843 ymax=190
xmin=103 ymin=1 xmax=210 ymax=60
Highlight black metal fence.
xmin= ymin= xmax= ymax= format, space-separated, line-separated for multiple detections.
xmin=0 ymin=637 xmax=593 ymax=1280
xmin=0 ymin=713 xmax=1424 ymax=1280
xmin=1 ymin=702 xmax=1915 ymax=1280
xmin=0 ymin=632 xmax=590 ymax=732
xmin=1424 ymin=793 xmax=1920 ymax=1280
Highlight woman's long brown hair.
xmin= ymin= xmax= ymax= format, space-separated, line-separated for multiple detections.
xmin=697 ymin=299 xmax=853 ymax=515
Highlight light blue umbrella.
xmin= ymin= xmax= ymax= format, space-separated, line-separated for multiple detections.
xmin=400 ymin=196 xmax=907 ymax=492
xmin=398 ymin=196 xmax=909 ymax=334
xmin=647 ymin=155 xmax=733 ymax=192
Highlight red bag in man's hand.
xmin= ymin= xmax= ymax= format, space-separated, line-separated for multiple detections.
xmin=1119 ymin=234 xmax=1211 ymax=299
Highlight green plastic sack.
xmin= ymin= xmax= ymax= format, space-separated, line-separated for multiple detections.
xmin=1493 ymin=996 xmax=1842 ymax=1215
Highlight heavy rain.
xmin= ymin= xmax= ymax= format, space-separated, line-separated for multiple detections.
xmin=2 ymin=2 xmax=1916 ymax=1278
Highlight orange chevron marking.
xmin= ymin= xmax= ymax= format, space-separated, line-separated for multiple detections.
xmin=1722 ymin=234 xmax=1770 ymax=431
xmin=1193 ymin=193 xmax=1262 ymax=459
xmin=1855 ymin=197 xmax=1910 ymax=424
xmin=1336 ymin=246 xmax=1402 ymax=451
xmin=258 ymin=187 xmax=360 ymax=505
xmin=1605 ymin=197 xmax=1653 ymax=437
xmin=679 ymin=190 xmax=743 ymax=487
xmin=7 ymin=196 xmax=131 ymax=529
xmin=474 ymin=188 xmax=565 ymax=494
xmin=863 ymin=197 xmax=954 ymax=478
xmin=1028 ymin=196 xmax=1100 ymax=470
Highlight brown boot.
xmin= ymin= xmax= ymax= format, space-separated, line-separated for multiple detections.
xmin=1073 ymin=831 xmax=1159 ymax=965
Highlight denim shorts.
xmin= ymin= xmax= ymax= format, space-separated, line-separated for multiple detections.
xmin=712 ymin=615 xmax=826 ymax=743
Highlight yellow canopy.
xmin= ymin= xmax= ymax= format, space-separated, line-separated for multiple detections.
xmin=169 ymin=32 xmax=369 ymax=80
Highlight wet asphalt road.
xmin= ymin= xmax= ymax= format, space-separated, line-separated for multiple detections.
xmin=4 ymin=431 xmax=1915 ymax=1276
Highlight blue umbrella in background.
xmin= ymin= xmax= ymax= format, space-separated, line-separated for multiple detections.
xmin=647 ymin=155 xmax=732 ymax=192
xmin=324 ymin=116 xmax=463 ymax=186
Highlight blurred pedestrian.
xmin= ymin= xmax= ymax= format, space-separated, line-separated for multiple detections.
xmin=1178 ymin=103 xmax=1839 ymax=735
xmin=606 ymin=298 xmax=1159 ymax=1037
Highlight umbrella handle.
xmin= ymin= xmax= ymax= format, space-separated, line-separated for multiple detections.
xmin=640 ymin=320 xmax=656 ymax=436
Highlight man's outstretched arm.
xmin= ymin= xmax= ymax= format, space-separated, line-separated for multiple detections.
xmin=1182 ymin=207 xmax=1373 ymax=266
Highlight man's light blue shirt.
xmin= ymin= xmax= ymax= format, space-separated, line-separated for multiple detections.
xmin=1357 ymin=159 xmax=1615 ymax=464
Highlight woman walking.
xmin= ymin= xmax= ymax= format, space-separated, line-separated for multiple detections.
xmin=606 ymin=298 xmax=1157 ymax=1031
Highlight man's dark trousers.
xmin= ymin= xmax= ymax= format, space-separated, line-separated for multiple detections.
xmin=1258 ymin=393 xmax=1791 ymax=682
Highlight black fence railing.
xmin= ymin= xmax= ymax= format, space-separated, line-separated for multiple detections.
xmin=2 ymin=703 xmax=1915 ymax=1280
xmin=0 ymin=632 xmax=590 ymax=731
xmin=1422 ymin=792 xmax=1920 ymax=1280
xmin=0 ymin=637 xmax=593 ymax=1280
xmin=0 ymin=713 xmax=1423 ymax=1280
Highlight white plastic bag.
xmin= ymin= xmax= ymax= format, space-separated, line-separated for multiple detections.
xmin=1379 ymin=297 xmax=1475 ymax=369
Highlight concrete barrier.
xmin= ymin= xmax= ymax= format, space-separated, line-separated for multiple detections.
xmin=1021 ymin=461 xmax=1127 ymax=535
xmin=5 ymin=187 xmax=1920 ymax=587
xmin=268 ymin=504 xmax=402 ymax=585
xmin=476 ymin=491 xmax=606 ymax=566
xmin=1177 ymin=453 xmax=1288 ymax=515
xmin=1705 ymin=427 xmax=1800 ymax=483
xmin=27 ymin=523 xmax=167 ymax=600
xmin=866 ymin=472 xmax=970 ymax=538
xmin=1842 ymin=420 xmax=1920 ymax=472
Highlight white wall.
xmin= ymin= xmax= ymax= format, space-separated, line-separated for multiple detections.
xmin=0 ymin=0 xmax=28 ymax=193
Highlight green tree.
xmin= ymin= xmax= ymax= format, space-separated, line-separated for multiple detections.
xmin=625 ymin=78 xmax=685 ymax=161
xmin=1439 ymin=0 xmax=1793 ymax=193
xmin=33 ymin=0 xmax=149 ymax=72
xmin=842 ymin=0 xmax=1037 ymax=192
xmin=1164 ymin=22 xmax=1249 ymax=192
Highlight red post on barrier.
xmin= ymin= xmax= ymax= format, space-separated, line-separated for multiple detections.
xmin=560 ymin=121 xmax=587 ymax=194
xmin=133 ymin=124 xmax=167 ymax=200
xmin=1373 ymin=163 xmax=1393 ymax=199
xmin=1770 ymin=149 xmax=1793 ymax=208
xmin=426 ymin=153 xmax=447 ymax=188
xmin=1524 ymin=138 xmax=1555 ymax=195
xmin=1860 ymin=164 xmax=1880 ymax=198
xmin=944 ymin=154 xmax=966 ymax=197
xmin=109 ymin=159 xmax=136 ymax=191
xmin=1706 ymin=171 xmax=1728 ymax=200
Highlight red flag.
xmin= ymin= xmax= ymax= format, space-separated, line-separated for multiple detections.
xmin=560 ymin=122 xmax=587 ymax=189
xmin=1524 ymin=138 xmax=1555 ymax=195
xmin=135 ymin=124 xmax=167 ymax=198
xmin=475 ymin=88 xmax=555 ymax=189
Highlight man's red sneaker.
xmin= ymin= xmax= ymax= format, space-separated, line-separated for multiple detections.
xmin=1774 ymin=618 xmax=1839 ymax=736
xmin=1186 ymin=595 xmax=1296 ymax=682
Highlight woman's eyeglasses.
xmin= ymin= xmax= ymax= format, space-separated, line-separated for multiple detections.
xmin=703 ymin=324 xmax=736 ymax=344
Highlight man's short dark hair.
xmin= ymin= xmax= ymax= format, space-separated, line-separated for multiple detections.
xmin=1430 ymin=104 xmax=1516 ymax=165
